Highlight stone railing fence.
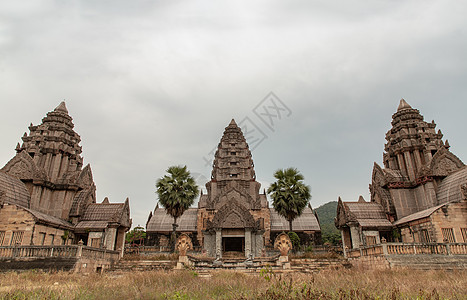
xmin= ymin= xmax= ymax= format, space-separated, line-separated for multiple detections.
xmin=0 ymin=243 xmax=120 ymax=261
xmin=347 ymin=243 xmax=467 ymax=258
xmin=124 ymin=245 xmax=203 ymax=255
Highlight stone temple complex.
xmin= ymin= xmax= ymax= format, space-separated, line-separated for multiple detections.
xmin=336 ymin=100 xmax=467 ymax=251
xmin=146 ymin=120 xmax=321 ymax=258
xmin=0 ymin=102 xmax=131 ymax=255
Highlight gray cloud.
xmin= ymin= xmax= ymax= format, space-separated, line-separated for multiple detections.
xmin=1 ymin=0 xmax=466 ymax=227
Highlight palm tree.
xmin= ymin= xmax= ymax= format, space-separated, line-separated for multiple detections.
xmin=156 ymin=166 xmax=199 ymax=251
xmin=267 ymin=168 xmax=311 ymax=232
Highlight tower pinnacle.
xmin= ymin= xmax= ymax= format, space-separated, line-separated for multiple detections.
xmin=397 ymin=99 xmax=412 ymax=111
xmin=229 ymin=119 xmax=237 ymax=126
xmin=54 ymin=101 xmax=68 ymax=114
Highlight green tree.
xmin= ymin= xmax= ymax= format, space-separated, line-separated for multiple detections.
xmin=156 ymin=165 xmax=199 ymax=251
xmin=125 ymin=226 xmax=146 ymax=245
xmin=288 ymin=231 xmax=300 ymax=251
xmin=267 ymin=168 xmax=311 ymax=232
xmin=315 ymin=201 xmax=342 ymax=246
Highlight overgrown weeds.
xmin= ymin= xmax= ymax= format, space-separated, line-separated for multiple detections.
xmin=0 ymin=268 xmax=465 ymax=299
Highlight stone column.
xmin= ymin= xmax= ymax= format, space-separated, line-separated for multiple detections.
xmin=104 ymin=227 xmax=117 ymax=250
xmin=51 ymin=153 xmax=63 ymax=181
xmin=397 ymin=153 xmax=407 ymax=177
xmin=350 ymin=226 xmax=361 ymax=249
xmin=414 ymin=150 xmax=423 ymax=171
xmin=404 ymin=151 xmax=416 ymax=181
xmin=245 ymin=229 xmax=252 ymax=258
xmin=341 ymin=230 xmax=347 ymax=257
xmin=215 ymin=229 xmax=222 ymax=259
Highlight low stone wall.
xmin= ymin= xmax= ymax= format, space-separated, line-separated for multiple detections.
xmin=387 ymin=254 xmax=467 ymax=270
xmin=0 ymin=257 xmax=78 ymax=272
xmin=0 ymin=245 xmax=120 ymax=273
xmin=346 ymin=242 xmax=467 ymax=270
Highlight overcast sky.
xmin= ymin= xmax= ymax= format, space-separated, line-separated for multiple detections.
xmin=1 ymin=1 xmax=466 ymax=228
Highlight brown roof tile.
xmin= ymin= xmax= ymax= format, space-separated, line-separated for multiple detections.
xmin=75 ymin=220 xmax=109 ymax=230
xmin=270 ymin=207 xmax=321 ymax=232
xmin=23 ymin=207 xmax=74 ymax=229
xmin=436 ymin=166 xmax=467 ymax=204
xmin=81 ymin=203 xmax=125 ymax=222
xmin=146 ymin=208 xmax=197 ymax=232
xmin=0 ymin=171 xmax=30 ymax=208
xmin=393 ymin=203 xmax=446 ymax=226
xmin=343 ymin=201 xmax=392 ymax=229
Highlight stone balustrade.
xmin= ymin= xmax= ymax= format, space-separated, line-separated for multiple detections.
xmin=347 ymin=243 xmax=467 ymax=258
xmin=0 ymin=245 xmax=120 ymax=261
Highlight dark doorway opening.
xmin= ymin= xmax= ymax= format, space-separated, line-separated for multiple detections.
xmin=74 ymin=234 xmax=89 ymax=245
xmin=222 ymin=237 xmax=244 ymax=252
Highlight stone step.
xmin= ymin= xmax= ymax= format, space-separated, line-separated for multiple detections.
xmin=109 ymin=260 xmax=176 ymax=272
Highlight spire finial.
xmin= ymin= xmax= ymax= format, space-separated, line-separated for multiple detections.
xmin=229 ymin=119 xmax=237 ymax=126
xmin=54 ymin=101 xmax=68 ymax=114
xmin=397 ymin=99 xmax=412 ymax=111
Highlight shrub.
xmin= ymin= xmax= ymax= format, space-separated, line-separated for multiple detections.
xmin=288 ymin=231 xmax=300 ymax=251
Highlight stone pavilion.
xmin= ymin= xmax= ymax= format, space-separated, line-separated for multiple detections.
xmin=336 ymin=100 xmax=467 ymax=250
xmin=0 ymin=102 xmax=131 ymax=255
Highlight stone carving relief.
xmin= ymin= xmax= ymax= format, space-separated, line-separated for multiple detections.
xmin=77 ymin=164 xmax=94 ymax=188
xmin=176 ymin=234 xmax=193 ymax=256
xmin=430 ymin=149 xmax=464 ymax=177
xmin=461 ymin=184 xmax=467 ymax=201
xmin=222 ymin=212 xmax=244 ymax=228
xmin=274 ymin=233 xmax=292 ymax=256
xmin=371 ymin=163 xmax=387 ymax=189
xmin=1 ymin=151 xmax=46 ymax=181
xmin=335 ymin=198 xmax=348 ymax=228
xmin=209 ymin=199 xmax=255 ymax=230
xmin=7 ymin=161 xmax=33 ymax=179
xmin=433 ymin=159 xmax=457 ymax=177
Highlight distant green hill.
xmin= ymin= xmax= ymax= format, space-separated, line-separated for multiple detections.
xmin=315 ymin=201 xmax=341 ymax=245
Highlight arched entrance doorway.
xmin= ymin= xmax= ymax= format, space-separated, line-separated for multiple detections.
xmin=222 ymin=229 xmax=245 ymax=255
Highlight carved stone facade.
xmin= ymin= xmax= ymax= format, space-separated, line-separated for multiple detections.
xmin=199 ymin=120 xmax=268 ymax=258
xmin=146 ymin=120 xmax=321 ymax=257
xmin=371 ymin=99 xmax=465 ymax=219
xmin=0 ymin=102 xmax=131 ymax=255
xmin=337 ymin=99 xmax=467 ymax=249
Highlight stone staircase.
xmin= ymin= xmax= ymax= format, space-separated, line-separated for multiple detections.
xmin=110 ymin=260 xmax=176 ymax=272
xmin=290 ymin=258 xmax=352 ymax=273
xmin=109 ymin=255 xmax=352 ymax=274
xmin=386 ymin=255 xmax=467 ymax=270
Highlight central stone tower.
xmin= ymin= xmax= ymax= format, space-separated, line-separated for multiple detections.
xmin=198 ymin=120 xmax=269 ymax=258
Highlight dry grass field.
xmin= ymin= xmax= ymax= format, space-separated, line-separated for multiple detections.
xmin=0 ymin=268 xmax=466 ymax=299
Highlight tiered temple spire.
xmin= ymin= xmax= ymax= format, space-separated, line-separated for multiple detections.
xmin=383 ymin=99 xmax=445 ymax=181
xmin=18 ymin=101 xmax=83 ymax=182
xmin=211 ymin=119 xmax=256 ymax=182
